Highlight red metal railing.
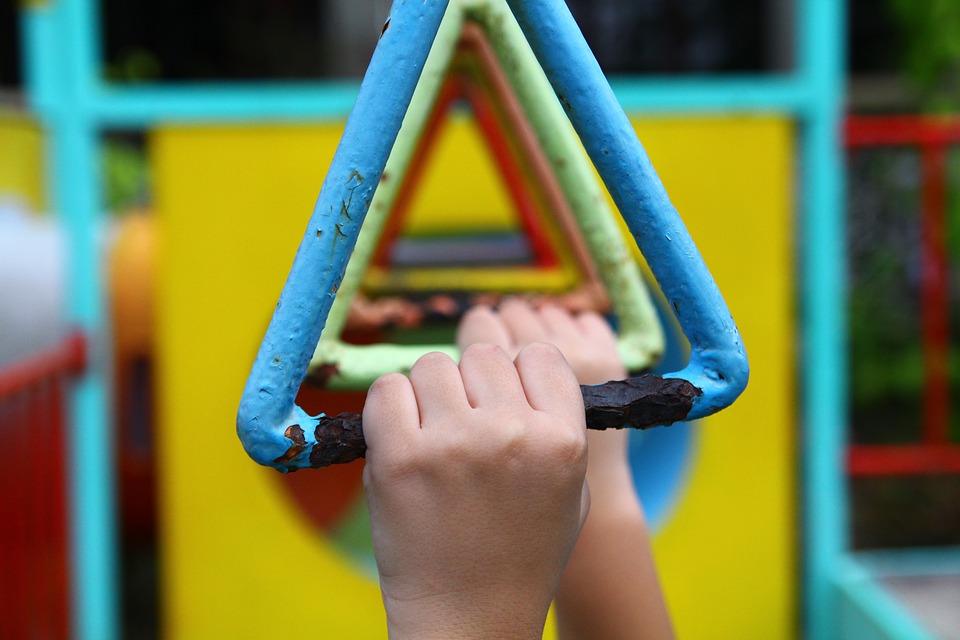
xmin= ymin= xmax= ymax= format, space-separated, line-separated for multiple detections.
xmin=846 ymin=116 xmax=960 ymax=475
xmin=0 ymin=331 xmax=86 ymax=639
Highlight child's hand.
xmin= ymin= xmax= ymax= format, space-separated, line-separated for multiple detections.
xmin=457 ymin=299 xmax=675 ymax=640
xmin=363 ymin=343 xmax=589 ymax=640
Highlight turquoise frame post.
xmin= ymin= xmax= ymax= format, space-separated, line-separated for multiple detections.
xmin=21 ymin=1 xmax=117 ymax=640
xmin=19 ymin=0 xmax=846 ymax=637
xmin=799 ymin=1 xmax=847 ymax=638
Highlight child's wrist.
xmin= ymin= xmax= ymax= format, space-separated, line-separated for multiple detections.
xmin=384 ymin=591 xmax=547 ymax=640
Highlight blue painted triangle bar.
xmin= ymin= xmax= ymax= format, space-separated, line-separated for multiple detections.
xmin=237 ymin=0 xmax=748 ymax=471
xmin=504 ymin=0 xmax=748 ymax=416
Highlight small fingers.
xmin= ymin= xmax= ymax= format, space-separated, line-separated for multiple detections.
xmin=408 ymin=352 xmax=472 ymax=427
xmin=499 ymin=297 xmax=550 ymax=346
xmin=456 ymin=305 xmax=514 ymax=355
xmin=514 ymin=342 xmax=584 ymax=418
xmin=459 ymin=343 xmax=527 ymax=409
xmin=539 ymin=304 xmax=583 ymax=344
xmin=363 ymin=372 xmax=421 ymax=459
xmin=576 ymin=312 xmax=619 ymax=350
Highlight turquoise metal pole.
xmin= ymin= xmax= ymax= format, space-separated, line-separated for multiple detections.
xmin=799 ymin=1 xmax=847 ymax=638
xmin=22 ymin=0 xmax=118 ymax=637
xmin=82 ymin=76 xmax=810 ymax=127
xmin=54 ymin=123 xmax=117 ymax=640
xmin=62 ymin=0 xmax=118 ymax=637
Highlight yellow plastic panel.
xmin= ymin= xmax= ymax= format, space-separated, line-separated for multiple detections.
xmin=0 ymin=112 xmax=45 ymax=211
xmin=628 ymin=115 xmax=796 ymax=640
xmin=154 ymin=114 xmax=795 ymax=639
xmin=153 ymin=124 xmax=385 ymax=639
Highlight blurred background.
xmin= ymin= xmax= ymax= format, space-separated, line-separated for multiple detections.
xmin=1 ymin=0 xmax=959 ymax=638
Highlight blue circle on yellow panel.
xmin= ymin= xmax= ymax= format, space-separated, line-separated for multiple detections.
xmin=620 ymin=295 xmax=698 ymax=533
xmin=628 ymin=421 xmax=696 ymax=532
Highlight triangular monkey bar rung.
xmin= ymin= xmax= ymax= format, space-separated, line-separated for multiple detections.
xmin=238 ymin=0 xmax=748 ymax=472
xmin=309 ymin=1 xmax=662 ymax=390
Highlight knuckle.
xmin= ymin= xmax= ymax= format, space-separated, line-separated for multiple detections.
xmin=365 ymin=373 xmax=412 ymax=413
xmin=544 ymin=430 xmax=588 ymax=470
xmin=411 ymin=350 xmax=455 ymax=373
xmin=517 ymin=341 xmax=562 ymax=362
xmin=461 ymin=305 xmax=494 ymax=324
xmin=462 ymin=342 xmax=508 ymax=362
xmin=532 ymin=341 xmax=559 ymax=356
xmin=368 ymin=371 xmax=409 ymax=396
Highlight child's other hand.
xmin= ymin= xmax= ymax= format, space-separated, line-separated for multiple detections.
xmin=457 ymin=299 xmax=632 ymax=504
xmin=362 ymin=343 xmax=589 ymax=640
xmin=457 ymin=298 xmax=624 ymax=385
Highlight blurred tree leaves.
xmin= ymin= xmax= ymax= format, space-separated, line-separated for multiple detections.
xmin=102 ymin=140 xmax=150 ymax=213
xmin=889 ymin=0 xmax=960 ymax=111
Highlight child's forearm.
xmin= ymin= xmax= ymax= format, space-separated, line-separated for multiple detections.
xmin=555 ymin=429 xmax=675 ymax=640
xmin=555 ymin=497 xmax=675 ymax=640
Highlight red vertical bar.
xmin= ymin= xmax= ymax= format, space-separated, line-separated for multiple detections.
xmin=920 ymin=139 xmax=951 ymax=445
xmin=11 ymin=393 xmax=29 ymax=638
xmin=49 ymin=375 xmax=71 ymax=639
xmin=0 ymin=399 xmax=12 ymax=640
xmin=0 ymin=334 xmax=82 ymax=639
xmin=27 ymin=384 xmax=43 ymax=637
xmin=32 ymin=381 xmax=58 ymax=638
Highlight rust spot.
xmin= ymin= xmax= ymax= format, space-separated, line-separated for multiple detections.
xmin=305 ymin=363 xmax=340 ymax=388
xmin=311 ymin=412 xmax=365 ymax=467
xmin=272 ymin=424 xmax=307 ymax=464
xmin=582 ymin=376 xmax=703 ymax=429
xmin=316 ymin=229 xmax=323 ymax=238
xmin=380 ymin=18 xmax=391 ymax=38
xmin=380 ymin=171 xmax=390 ymax=183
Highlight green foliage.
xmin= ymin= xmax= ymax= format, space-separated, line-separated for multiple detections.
xmin=105 ymin=48 xmax=162 ymax=84
xmin=102 ymin=140 xmax=149 ymax=213
xmin=889 ymin=0 xmax=960 ymax=111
